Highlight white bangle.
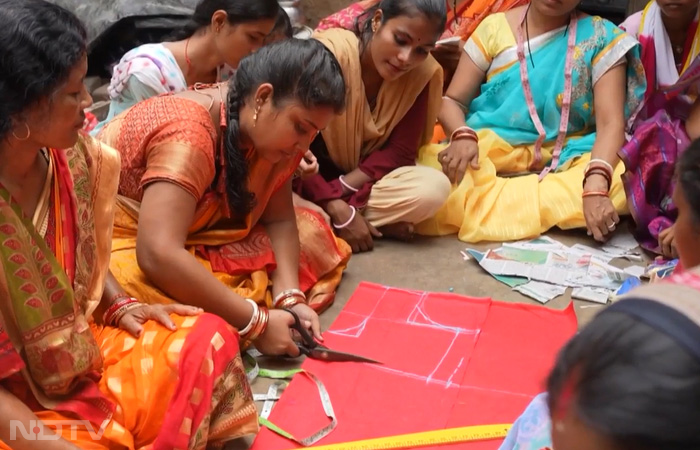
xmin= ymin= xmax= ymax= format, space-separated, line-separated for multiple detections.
xmin=339 ymin=175 xmax=359 ymax=193
xmin=585 ymin=158 xmax=614 ymax=175
xmin=238 ymin=299 xmax=258 ymax=335
xmin=332 ymin=205 xmax=356 ymax=229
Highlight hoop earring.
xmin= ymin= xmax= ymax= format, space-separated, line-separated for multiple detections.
xmin=12 ymin=123 xmax=30 ymax=141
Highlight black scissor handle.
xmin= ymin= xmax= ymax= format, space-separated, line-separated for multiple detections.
xmin=284 ymin=308 xmax=317 ymax=349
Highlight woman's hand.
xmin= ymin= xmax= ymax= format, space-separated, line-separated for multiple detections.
xmin=583 ymin=175 xmax=619 ymax=242
xmin=295 ymin=150 xmax=319 ymax=179
xmin=438 ymin=138 xmax=479 ymax=183
xmin=290 ymin=302 xmax=323 ymax=341
xmin=659 ymin=225 xmax=678 ymax=259
xmin=293 ymin=192 xmax=331 ymax=225
xmin=118 ymin=304 xmax=202 ymax=337
xmin=254 ymin=309 xmax=301 ymax=356
xmin=327 ymin=200 xmax=382 ymax=253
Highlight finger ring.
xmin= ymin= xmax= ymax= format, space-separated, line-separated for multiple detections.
xmin=608 ymin=223 xmax=616 ymax=230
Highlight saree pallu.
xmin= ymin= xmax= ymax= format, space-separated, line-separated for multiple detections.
xmin=619 ymin=2 xmax=700 ymax=253
xmin=417 ymin=14 xmax=646 ymax=243
xmin=0 ymin=136 xmax=256 ymax=450
xmin=100 ymin=96 xmax=350 ymax=312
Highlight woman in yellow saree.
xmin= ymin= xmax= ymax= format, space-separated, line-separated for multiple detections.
xmin=418 ymin=0 xmax=647 ymax=243
xmin=0 ymin=2 xmax=257 ymax=449
xmin=99 ymin=39 xmax=349 ymax=343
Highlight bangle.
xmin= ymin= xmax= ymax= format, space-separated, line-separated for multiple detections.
xmin=442 ymin=95 xmax=468 ymax=112
xmin=103 ymin=297 xmax=139 ymax=325
xmin=278 ymin=296 xmax=305 ymax=309
xmin=339 ymin=175 xmax=359 ymax=193
xmin=241 ymin=306 xmax=269 ymax=347
xmin=238 ymin=299 xmax=259 ymax=336
xmin=110 ymin=302 xmax=144 ymax=327
xmin=585 ymin=159 xmax=614 ymax=176
xmin=450 ymin=126 xmax=478 ymax=144
xmin=332 ymin=205 xmax=356 ymax=229
xmin=583 ymin=169 xmax=611 ymax=191
xmin=273 ymin=288 xmax=306 ymax=308
xmin=582 ymin=190 xmax=610 ymax=198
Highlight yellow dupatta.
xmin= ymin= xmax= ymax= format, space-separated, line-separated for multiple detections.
xmin=0 ymin=135 xmax=120 ymax=422
xmin=313 ymin=28 xmax=444 ymax=173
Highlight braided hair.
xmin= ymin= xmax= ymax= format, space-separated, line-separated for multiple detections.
xmin=222 ymin=38 xmax=346 ymax=218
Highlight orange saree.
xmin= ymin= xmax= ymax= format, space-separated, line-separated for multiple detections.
xmin=0 ymin=136 xmax=256 ymax=450
xmin=99 ymin=95 xmax=350 ymax=312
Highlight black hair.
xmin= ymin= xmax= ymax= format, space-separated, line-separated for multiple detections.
xmin=0 ymin=0 xmax=86 ymax=141
xmin=224 ymin=38 xmax=346 ymax=218
xmin=547 ymin=309 xmax=700 ymax=450
xmin=677 ymin=138 xmax=700 ymax=226
xmin=271 ymin=6 xmax=293 ymax=40
xmin=172 ymin=0 xmax=279 ymax=41
xmin=354 ymin=0 xmax=447 ymax=48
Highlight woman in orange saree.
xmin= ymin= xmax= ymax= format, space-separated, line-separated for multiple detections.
xmin=0 ymin=2 xmax=257 ymax=449
xmin=98 ymin=39 xmax=349 ymax=345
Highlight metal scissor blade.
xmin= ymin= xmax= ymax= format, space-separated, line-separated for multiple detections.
xmin=307 ymin=346 xmax=382 ymax=364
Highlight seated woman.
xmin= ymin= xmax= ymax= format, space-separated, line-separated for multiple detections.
xmin=296 ymin=0 xmax=451 ymax=253
xmin=90 ymin=0 xmax=280 ymax=135
xmin=316 ymin=0 xmax=528 ymax=88
xmin=0 ymin=1 xmax=299 ymax=448
xmin=417 ymin=0 xmax=646 ymax=243
xmin=499 ymin=142 xmax=700 ymax=450
xmin=98 ymin=39 xmax=350 ymax=341
xmin=619 ymin=0 xmax=700 ymax=258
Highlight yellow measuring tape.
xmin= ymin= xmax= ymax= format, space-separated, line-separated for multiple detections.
xmin=307 ymin=424 xmax=511 ymax=450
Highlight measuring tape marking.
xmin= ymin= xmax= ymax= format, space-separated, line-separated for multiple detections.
xmin=305 ymin=424 xmax=511 ymax=450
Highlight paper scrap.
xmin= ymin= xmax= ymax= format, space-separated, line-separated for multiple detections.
xmin=514 ymin=281 xmax=567 ymax=304
xmin=463 ymin=236 xmax=633 ymax=302
xmin=465 ymin=248 xmax=528 ymax=287
xmin=623 ymin=265 xmax=646 ymax=278
xmin=572 ymin=287 xmax=610 ymax=304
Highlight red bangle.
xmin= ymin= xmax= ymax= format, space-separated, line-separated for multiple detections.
xmin=103 ymin=297 xmax=139 ymax=325
xmin=582 ymin=190 xmax=609 ymax=198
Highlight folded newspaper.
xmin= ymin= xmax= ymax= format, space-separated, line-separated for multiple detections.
xmin=464 ymin=234 xmax=645 ymax=304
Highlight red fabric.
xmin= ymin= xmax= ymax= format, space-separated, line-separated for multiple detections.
xmin=298 ymin=87 xmax=429 ymax=209
xmin=251 ymin=282 xmax=578 ymax=449
xmin=0 ymin=328 xmax=24 ymax=379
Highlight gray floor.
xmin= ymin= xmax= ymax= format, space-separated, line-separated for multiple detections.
xmin=228 ymin=229 xmax=625 ymax=449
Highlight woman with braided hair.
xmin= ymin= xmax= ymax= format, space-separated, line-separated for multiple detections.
xmin=98 ymin=38 xmax=350 ymax=353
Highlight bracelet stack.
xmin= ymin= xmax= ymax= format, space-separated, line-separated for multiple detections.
xmin=450 ymin=126 xmax=478 ymax=144
xmin=103 ymin=295 xmax=142 ymax=326
xmin=582 ymin=158 xmax=614 ymax=197
xmin=273 ymin=288 xmax=307 ymax=309
xmin=239 ymin=298 xmax=270 ymax=346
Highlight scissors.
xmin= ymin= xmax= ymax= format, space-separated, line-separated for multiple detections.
xmin=285 ymin=309 xmax=381 ymax=364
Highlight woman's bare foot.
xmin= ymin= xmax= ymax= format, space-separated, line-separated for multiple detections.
xmin=378 ymin=221 xmax=415 ymax=242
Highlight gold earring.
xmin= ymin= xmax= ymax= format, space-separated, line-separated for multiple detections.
xmin=12 ymin=123 xmax=30 ymax=141
xmin=253 ymin=106 xmax=260 ymax=126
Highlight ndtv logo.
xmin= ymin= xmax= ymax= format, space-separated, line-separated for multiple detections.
xmin=9 ymin=420 xmax=107 ymax=441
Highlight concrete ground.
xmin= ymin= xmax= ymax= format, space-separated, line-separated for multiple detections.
xmin=228 ymin=228 xmax=631 ymax=449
